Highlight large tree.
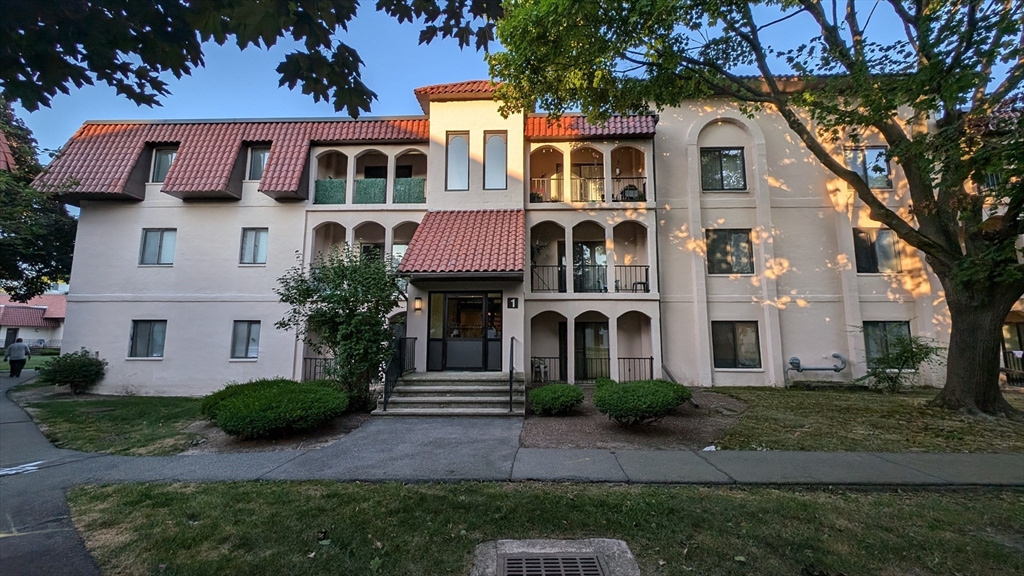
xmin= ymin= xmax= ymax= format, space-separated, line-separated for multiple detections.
xmin=1 ymin=0 xmax=501 ymax=117
xmin=0 ymin=100 xmax=77 ymax=301
xmin=489 ymin=0 xmax=1023 ymax=416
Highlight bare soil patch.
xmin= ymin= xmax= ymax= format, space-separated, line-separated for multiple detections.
xmin=182 ymin=412 xmax=372 ymax=454
xmin=520 ymin=387 xmax=746 ymax=450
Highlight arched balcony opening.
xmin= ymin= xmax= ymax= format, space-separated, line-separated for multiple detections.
xmin=612 ymin=221 xmax=651 ymax=293
xmin=617 ymin=311 xmax=654 ymax=381
xmin=611 ymin=146 xmax=646 ymax=202
xmin=354 ymin=222 xmax=386 ymax=259
xmin=570 ymin=147 xmax=605 ymax=202
xmin=574 ymin=311 xmax=610 ymax=382
xmin=530 ymin=311 xmax=568 ymax=383
xmin=354 ymin=150 xmax=388 ymax=204
xmin=530 ymin=222 xmax=567 ymax=293
xmin=394 ymin=150 xmax=427 ymax=204
xmin=572 ymin=221 xmax=608 ymax=293
xmin=311 ymin=222 xmax=346 ymax=261
xmin=314 ymin=151 xmax=348 ymax=204
xmin=529 ymin=146 xmax=565 ymax=203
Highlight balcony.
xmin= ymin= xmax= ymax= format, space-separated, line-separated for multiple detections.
xmin=571 ymin=178 xmax=605 ymax=203
xmin=394 ymin=177 xmax=426 ymax=203
xmin=353 ymin=178 xmax=386 ymax=204
xmin=313 ymin=179 xmax=346 ymax=204
xmin=611 ymin=177 xmax=647 ymax=202
xmin=530 ymin=178 xmax=563 ymax=203
xmin=574 ymin=265 xmax=607 ymax=293
xmin=618 ymin=357 xmax=655 ymax=381
xmin=531 ymin=265 xmax=567 ymax=293
xmin=614 ymin=265 xmax=650 ymax=293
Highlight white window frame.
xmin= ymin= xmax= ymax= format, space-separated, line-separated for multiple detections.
xmin=239 ymin=228 xmax=269 ymax=265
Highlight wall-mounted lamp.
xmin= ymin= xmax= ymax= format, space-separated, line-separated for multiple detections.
xmin=413 ymin=297 xmax=423 ymax=312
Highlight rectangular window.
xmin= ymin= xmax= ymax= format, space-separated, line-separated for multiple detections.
xmin=484 ymin=131 xmax=507 ymax=189
xmin=446 ymin=132 xmax=469 ymax=190
xmin=700 ymin=147 xmax=746 ymax=191
xmin=844 ymin=146 xmax=891 ymax=189
xmin=231 ymin=321 xmax=261 ymax=359
xmin=863 ymin=321 xmax=911 ymax=368
xmin=139 ymin=228 xmax=176 ymax=265
xmin=240 ymin=228 xmax=268 ymax=265
xmin=150 ymin=148 xmax=177 ymax=183
xmin=129 ymin=320 xmax=167 ymax=358
xmin=711 ymin=321 xmax=762 ymax=369
xmin=853 ymin=228 xmax=901 ymax=273
xmin=705 ymin=229 xmax=754 ymax=274
xmin=248 ymin=146 xmax=270 ymax=180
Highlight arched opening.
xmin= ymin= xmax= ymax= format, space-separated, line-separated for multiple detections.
xmin=530 ymin=311 xmax=568 ymax=383
xmin=570 ymin=146 xmax=605 ymax=202
xmin=611 ymin=146 xmax=646 ymax=201
xmin=311 ymin=222 xmax=346 ymax=260
xmin=395 ymin=150 xmax=427 ymax=203
xmin=354 ymin=221 xmax=386 ymax=259
xmin=392 ymin=221 xmax=419 ymax=292
xmin=617 ymin=311 xmax=654 ymax=381
xmin=314 ymin=151 xmax=348 ymax=204
xmin=612 ymin=221 xmax=650 ymax=293
xmin=529 ymin=146 xmax=564 ymax=203
xmin=572 ymin=221 xmax=607 ymax=293
xmin=354 ymin=150 xmax=388 ymax=204
xmin=575 ymin=311 xmax=610 ymax=382
xmin=530 ymin=221 xmax=567 ymax=293
xmin=389 ymin=311 xmax=408 ymax=339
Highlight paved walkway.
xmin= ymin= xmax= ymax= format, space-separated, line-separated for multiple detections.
xmin=2 ymin=374 xmax=1022 ymax=575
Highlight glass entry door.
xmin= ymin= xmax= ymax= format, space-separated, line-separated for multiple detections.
xmin=427 ymin=292 xmax=503 ymax=371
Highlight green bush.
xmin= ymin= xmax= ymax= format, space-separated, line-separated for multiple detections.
xmin=594 ymin=377 xmax=616 ymax=390
xmin=201 ymin=378 xmax=339 ymax=420
xmin=529 ymin=384 xmax=584 ymax=415
xmin=593 ymin=380 xmax=692 ymax=427
xmin=308 ymin=378 xmax=376 ymax=412
xmin=37 ymin=349 xmax=107 ymax=394
xmin=37 ymin=348 xmax=61 ymax=356
xmin=213 ymin=383 xmax=349 ymax=439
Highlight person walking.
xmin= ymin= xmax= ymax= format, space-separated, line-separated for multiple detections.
xmin=4 ymin=338 xmax=32 ymax=378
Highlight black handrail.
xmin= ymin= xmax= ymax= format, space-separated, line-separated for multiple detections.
xmin=381 ymin=337 xmax=417 ymax=411
xmin=614 ymin=265 xmax=650 ymax=293
xmin=509 ymin=336 xmax=516 ymax=412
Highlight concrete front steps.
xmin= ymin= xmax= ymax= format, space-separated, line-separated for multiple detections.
xmin=375 ymin=371 xmax=525 ymax=416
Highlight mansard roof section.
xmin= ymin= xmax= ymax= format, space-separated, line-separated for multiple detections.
xmin=525 ymin=114 xmax=658 ymax=141
xmin=399 ymin=209 xmax=525 ymax=276
xmin=34 ymin=117 xmax=430 ymax=203
xmin=414 ymin=80 xmax=499 ymax=113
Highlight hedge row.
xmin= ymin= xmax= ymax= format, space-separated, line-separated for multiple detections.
xmin=530 ymin=379 xmax=692 ymax=427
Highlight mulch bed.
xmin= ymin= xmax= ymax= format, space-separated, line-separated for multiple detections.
xmin=519 ymin=387 xmax=747 ymax=450
xmin=182 ymin=412 xmax=372 ymax=454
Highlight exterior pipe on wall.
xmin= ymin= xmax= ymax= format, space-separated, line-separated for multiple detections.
xmin=783 ymin=353 xmax=848 ymax=387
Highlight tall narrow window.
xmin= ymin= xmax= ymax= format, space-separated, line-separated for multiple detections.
xmin=853 ymin=228 xmax=901 ymax=273
xmin=231 ymin=321 xmax=261 ymax=359
xmin=129 ymin=320 xmax=167 ymax=358
xmin=446 ymin=132 xmax=469 ymax=190
xmin=705 ymin=229 xmax=754 ymax=274
xmin=240 ymin=228 xmax=268 ymax=265
xmin=700 ymin=147 xmax=746 ymax=191
xmin=484 ymin=131 xmax=507 ymax=189
xmin=248 ymin=146 xmax=270 ymax=180
xmin=863 ymin=321 xmax=911 ymax=368
xmin=151 ymin=148 xmax=177 ymax=183
xmin=844 ymin=146 xmax=891 ymax=189
xmin=139 ymin=229 xmax=176 ymax=265
xmin=711 ymin=321 xmax=761 ymax=368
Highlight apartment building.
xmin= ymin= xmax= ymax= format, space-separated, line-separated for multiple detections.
xmin=37 ymin=80 xmax=1005 ymax=397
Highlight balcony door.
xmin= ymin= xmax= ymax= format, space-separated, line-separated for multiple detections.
xmin=427 ymin=292 xmax=503 ymax=371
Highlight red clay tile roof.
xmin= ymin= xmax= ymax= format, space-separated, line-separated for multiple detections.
xmin=413 ymin=80 xmax=499 ymax=112
xmin=0 ymin=131 xmax=15 ymax=172
xmin=399 ymin=210 xmax=525 ymax=274
xmin=0 ymin=306 xmax=59 ymax=328
xmin=525 ymin=114 xmax=657 ymax=140
xmin=34 ymin=119 xmax=429 ymax=200
xmin=0 ymin=294 xmax=67 ymax=319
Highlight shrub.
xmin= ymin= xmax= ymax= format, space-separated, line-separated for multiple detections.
xmin=213 ymin=383 xmax=349 ymax=439
xmin=37 ymin=349 xmax=107 ymax=394
xmin=37 ymin=348 xmax=61 ymax=356
xmin=529 ymin=384 xmax=584 ymax=415
xmin=593 ymin=380 xmax=692 ymax=427
xmin=594 ymin=377 xmax=616 ymax=390
xmin=860 ymin=331 xmax=943 ymax=393
xmin=201 ymin=378 xmax=338 ymax=420
xmin=307 ymin=378 xmax=376 ymax=412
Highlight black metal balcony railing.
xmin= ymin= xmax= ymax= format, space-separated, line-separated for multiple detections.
xmin=302 ymin=357 xmax=336 ymax=381
xmin=614 ymin=265 xmax=651 ymax=293
xmin=574 ymin=354 xmax=611 ymax=382
xmin=611 ymin=177 xmax=647 ymax=202
xmin=571 ymin=178 xmax=605 ymax=202
xmin=531 ymin=265 xmax=567 ymax=293
xmin=530 ymin=178 xmax=563 ymax=203
xmin=531 ymin=356 xmax=566 ymax=383
xmin=618 ymin=357 xmax=655 ymax=382
xmin=574 ymin=265 xmax=607 ymax=293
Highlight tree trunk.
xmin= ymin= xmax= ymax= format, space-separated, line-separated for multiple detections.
xmin=930 ymin=277 xmax=1022 ymax=417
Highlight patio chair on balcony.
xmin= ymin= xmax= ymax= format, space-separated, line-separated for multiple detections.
xmin=620 ymin=184 xmax=641 ymax=201
xmin=532 ymin=358 xmax=550 ymax=383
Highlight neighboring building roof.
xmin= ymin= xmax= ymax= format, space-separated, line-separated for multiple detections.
xmin=525 ymin=114 xmax=658 ymax=140
xmin=0 ymin=294 xmax=67 ymax=319
xmin=399 ymin=210 xmax=525 ymax=274
xmin=414 ymin=80 xmax=499 ymax=113
xmin=33 ymin=118 xmax=429 ymax=202
xmin=0 ymin=131 xmax=15 ymax=172
xmin=0 ymin=305 xmax=59 ymax=328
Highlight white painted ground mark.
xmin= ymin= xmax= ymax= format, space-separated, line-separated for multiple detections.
xmin=0 ymin=461 xmax=45 ymax=476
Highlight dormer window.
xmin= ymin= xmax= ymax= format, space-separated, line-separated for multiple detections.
xmin=150 ymin=148 xmax=177 ymax=183
xmin=248 ymin=146 xmax=270 ymax=181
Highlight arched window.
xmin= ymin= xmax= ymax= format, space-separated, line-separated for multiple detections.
xmin=446 ymin=133 xmax=469 ymax=190
xmin=484 ymin=132 xmax=507 ymax=189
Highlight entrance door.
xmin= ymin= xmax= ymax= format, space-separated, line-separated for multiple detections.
xmin=4 ymin=328 xmax=18 ymax=348
xmin=427 ymin=292 xmax=503 ymax=371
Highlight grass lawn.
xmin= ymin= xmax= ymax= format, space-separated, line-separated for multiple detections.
xmin=716 ymin=387 xmax=1024 ymax=452
xmin=68 ymin=482 xmax=1024 ymax=576
xmin=1 ymin=354 xmax=55 ymax=372
xmin=27 ymin=396 xmax=202 ymax=455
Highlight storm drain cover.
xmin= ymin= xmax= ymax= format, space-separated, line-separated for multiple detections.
xmin=499 ymin=554 xmax=606 ymax=576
